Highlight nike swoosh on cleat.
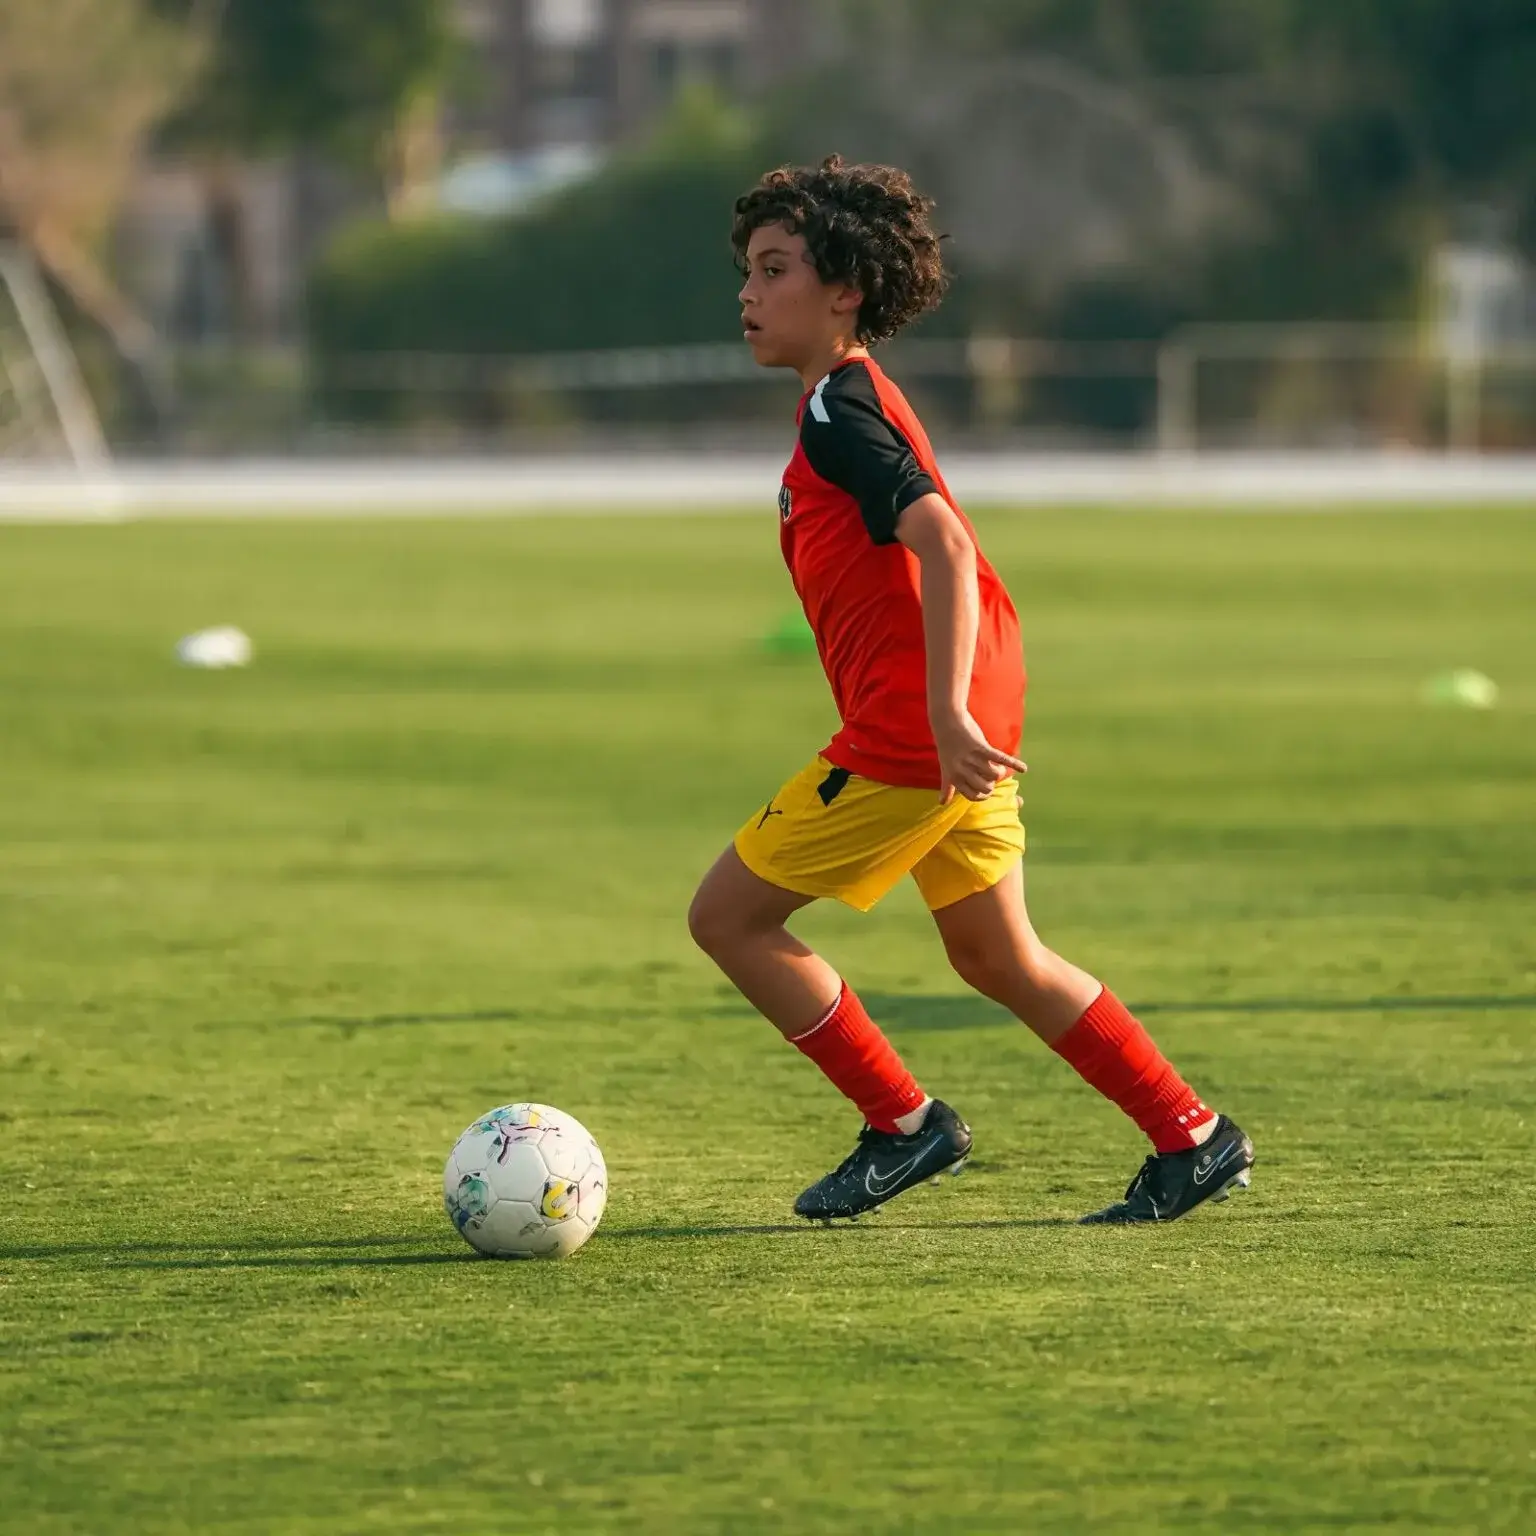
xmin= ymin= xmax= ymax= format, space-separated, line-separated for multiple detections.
xmin=1191 ymin=1140 xmax=1244 ymax=1186
xmin=864 ymin=1133 xmax=946 ymax=1197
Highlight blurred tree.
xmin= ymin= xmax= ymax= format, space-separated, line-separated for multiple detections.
xmin=1190 ymin=0 xmax=1536 ymax=321
xmin=893 ymin=0 xmax=1536 ymax=266
xmin=764 ymin=22 xmax=1294 ymax=325
xmin=150 ymin=0 xmax=455 ymax=335
xmin=0 ymin=0 xmax=193 ymax=423
xmin=1304 ymin=0 xmax=1536 ymax=210
xmin=309 ymin=86 xmax=765 ymax=373
xmin=893 ymin=0 xmax=1292 ymax=75
xmin=153 ymin=0 xmax=453 ymax=194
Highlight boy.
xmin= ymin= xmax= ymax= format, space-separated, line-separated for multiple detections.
xmin=687 ymin=156 xmax=1254 ymax=1224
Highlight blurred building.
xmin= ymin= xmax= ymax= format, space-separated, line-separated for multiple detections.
xmin=455 ymin=0 xmax=812 ymax=153
xmin=116 ymin=160 xmax=349 ymax=347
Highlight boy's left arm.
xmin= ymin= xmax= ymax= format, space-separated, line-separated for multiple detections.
xmin=897 ymin=494 xmax=1027 ymax=804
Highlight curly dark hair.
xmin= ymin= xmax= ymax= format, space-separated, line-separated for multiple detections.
xmin=731 ymin=155 xmax=948 ymax=345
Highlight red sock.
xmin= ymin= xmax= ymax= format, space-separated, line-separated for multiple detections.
xmin=1051 ymin=987 xmax=1214 ymax=1153
xmin=790 ymin=983 xmax=927 ymax=1133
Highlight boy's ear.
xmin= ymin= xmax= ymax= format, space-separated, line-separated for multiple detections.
xmin=831 ymin=283 xmax=864 ymax=318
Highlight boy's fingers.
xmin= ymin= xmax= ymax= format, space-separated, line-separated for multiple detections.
xmin=973 ymin=754 xmax=1021 ymax=785
xmin=945 ymin=751 xmax=1021 ymax=803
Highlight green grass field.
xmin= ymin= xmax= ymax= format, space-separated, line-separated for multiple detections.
xmin=2 ymin=506 xmax=1533 ymax=1533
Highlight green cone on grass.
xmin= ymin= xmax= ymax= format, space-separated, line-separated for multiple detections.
xmin=763 ymin=610 xmax=817 ymax=656
xmin=1421 ymin=669 xmax=1498 ymax=709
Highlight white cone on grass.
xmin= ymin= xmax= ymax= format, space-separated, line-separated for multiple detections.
xmin=175 ymin=626 xmax=253 ymax=669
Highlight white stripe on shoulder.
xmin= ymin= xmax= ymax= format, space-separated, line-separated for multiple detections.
xmin=808 ymin=374 xmax=831 ymax=423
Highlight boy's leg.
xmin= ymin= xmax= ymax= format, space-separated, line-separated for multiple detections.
xmin=930 ymin=864 xmax=1212 ymax=1144
xmin=688 ymin=846 xmax=929 ymax=1131
xmin=687 ymin=844 xmax=834 ymax=1037
xmin=689 ymin=845 xmax=971 ymax=1218
xmin=929 ymin=864 xmax=1253 ymax=1221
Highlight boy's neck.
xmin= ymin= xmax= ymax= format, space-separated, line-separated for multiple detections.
xmin=798 ymin=338 xmax=869 ymax=392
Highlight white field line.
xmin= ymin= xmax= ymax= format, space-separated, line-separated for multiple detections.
xmin=2 ymin=452 xmax=1535 ymax=522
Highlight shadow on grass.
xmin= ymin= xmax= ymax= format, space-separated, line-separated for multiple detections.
xmin=1135 ymin=993 xmax=1536 ymax=1018
xmin=227 ymin=992 xmax=1536 ymax=1035
xmin=7 ymin=1223 xmax=1077 ymax=1265
xmin=891 ymin=1218 xmax=1078 ymax=1231
xmin=867 ymin=992 xmax=1536 ymax=1031
xmin=602 ymin=1223 xmax=808 ymax=1240
xmin=601 ymin=1217 xmax=1074 ymax=1239
xmin=1 ymin=1235 xmax=457 ymax=1265
xmin=245 ymin=1007 xmax=526 ymax=1034
xmin=107 ymin=1247 xmax=466 ymax=1271
xmin=99 ymin=1251 xmax=468 ymax=1271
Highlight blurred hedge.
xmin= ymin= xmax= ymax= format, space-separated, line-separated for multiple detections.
xmin=307 ymin=93 xmax=775 ymax=420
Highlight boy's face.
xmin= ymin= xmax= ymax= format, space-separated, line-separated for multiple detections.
xmin=738 ymin=224 xmax=862 ymax=371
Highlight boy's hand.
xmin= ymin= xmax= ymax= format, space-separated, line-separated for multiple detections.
xmin=932 ymin=710 xmax=1027 ymax=805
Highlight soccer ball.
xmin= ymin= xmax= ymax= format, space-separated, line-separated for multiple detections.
xmin=443 ymin=1103 xmax=607 ymax=1259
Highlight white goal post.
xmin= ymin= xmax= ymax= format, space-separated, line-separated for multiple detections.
xmin=0 ymin=240 xmax=112 ymax=474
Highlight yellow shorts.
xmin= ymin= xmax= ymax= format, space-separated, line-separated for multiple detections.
xmin=734 ymin=756 xmax=1026 ymax=913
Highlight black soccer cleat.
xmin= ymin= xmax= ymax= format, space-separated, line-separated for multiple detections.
xmin=1079 ymin=1115 xmax=1255 ymax=1225
xmin=794 ymin=1101 xmax=972 ymax=1222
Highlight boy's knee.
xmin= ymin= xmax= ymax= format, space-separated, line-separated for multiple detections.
xmin=945 ymin=936 xmax=1046 ymax=1002
xmin=686 ymin=888 xmax=722 ymax=955
xmin=687 ymin=886 xmax=742 ymax=958
xmin=946 ymin=942 xmax=1007 ymax=1000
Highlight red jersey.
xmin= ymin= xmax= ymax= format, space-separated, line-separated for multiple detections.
xmin=778 ymin=356 xmax=1025 ymax=789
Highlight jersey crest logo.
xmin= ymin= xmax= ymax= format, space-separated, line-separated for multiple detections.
xmin=778 ymin=484 xmax=793 ymax=522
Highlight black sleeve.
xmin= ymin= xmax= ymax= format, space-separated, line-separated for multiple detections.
xmin=799 ymin=368 xmax=938 ymax=544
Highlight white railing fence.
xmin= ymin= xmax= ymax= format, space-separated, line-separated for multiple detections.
xmin=1156 ymin=323 xmax=1536 ymax=453
xmin=4 ymin=313 xmax=1536 ymax=462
